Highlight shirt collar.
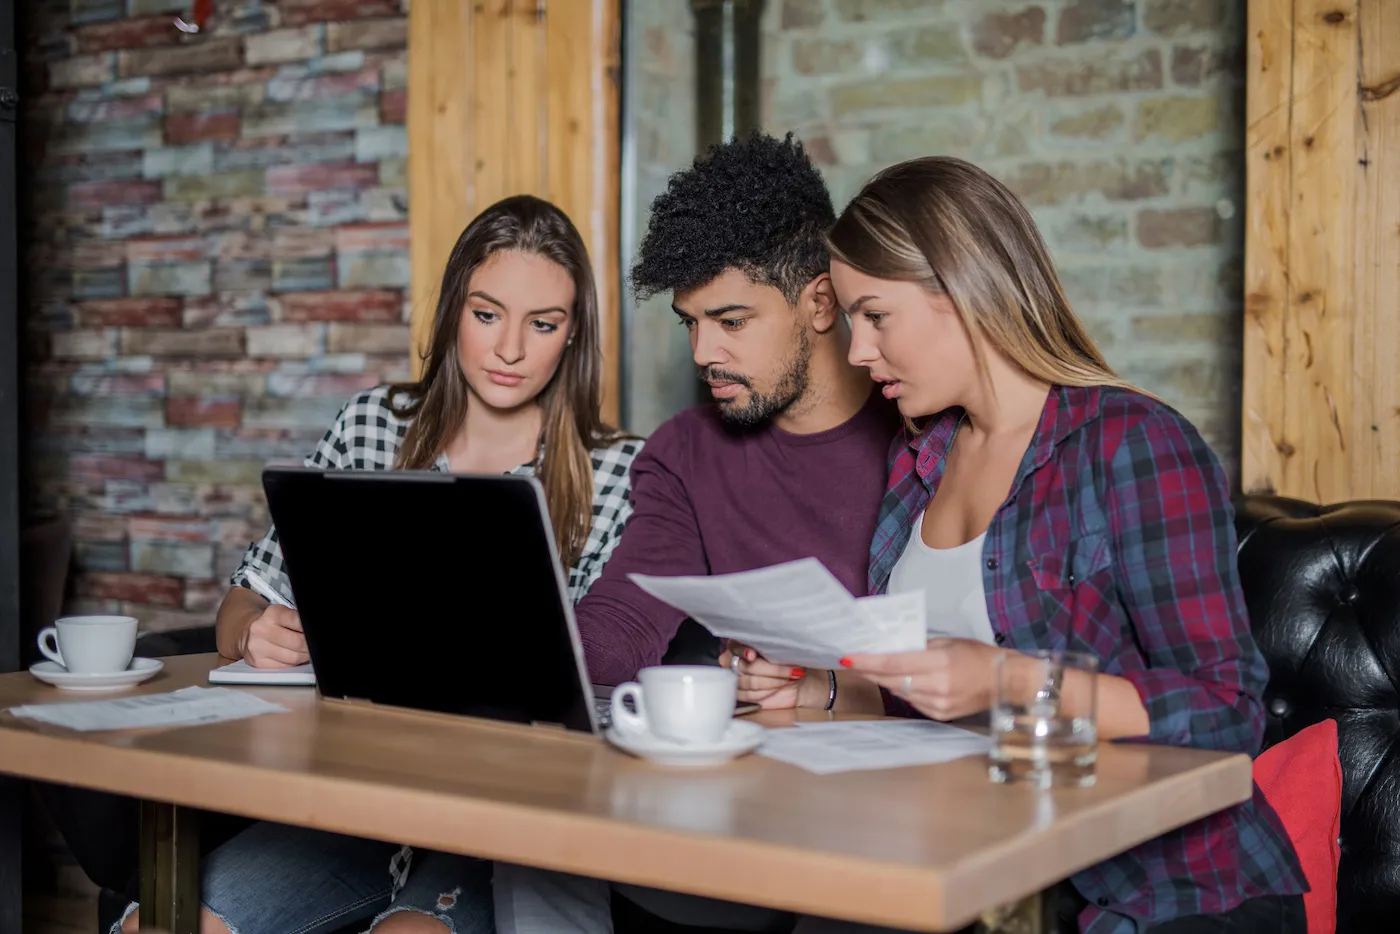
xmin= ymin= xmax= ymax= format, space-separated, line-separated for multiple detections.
xmin=907 ymin=384 xmax=1102 ymax=484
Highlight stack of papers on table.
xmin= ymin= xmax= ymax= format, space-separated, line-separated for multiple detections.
xmin=630 ymin=558 xmax=926 ymax=669
xmin=758 ymin=720 xmax=992 ymax=774
xmin=9 ymin=686 xmax=289 ymax=732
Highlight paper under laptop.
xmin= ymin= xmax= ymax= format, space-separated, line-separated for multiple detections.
xmin=208 ymin=659 xmax=316 ymax=686
xmin=629 ymin=557 xmax=926 ymax=669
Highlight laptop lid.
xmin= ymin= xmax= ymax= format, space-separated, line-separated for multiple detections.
xmin=261 ymin=466 xmax=598 ymax=734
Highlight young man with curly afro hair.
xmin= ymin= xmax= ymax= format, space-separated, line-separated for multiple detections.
xmin=492 ymin=133 xmax=900 ymax=934
xmin=572 ymin=131 xmax=898 ymax=695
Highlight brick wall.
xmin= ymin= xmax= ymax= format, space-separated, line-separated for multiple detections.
xmin=629 ymin=0 xmax=1246 ymax=478
xmin=21 ymin=0 xmax=1246 ymax=628
xmin=765 ymin=0 xmax=1245 ymax=471
xmin=21 ymin=0 xmax=410 ymax=631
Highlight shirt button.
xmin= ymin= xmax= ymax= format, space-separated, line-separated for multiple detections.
xmin=1067 ymin=572 xmax=1076 ymax=585
xmin=994 ymin=633 xmax=1006 ymax=645
xmin=986 ymin=557 xmax=998 ymax=570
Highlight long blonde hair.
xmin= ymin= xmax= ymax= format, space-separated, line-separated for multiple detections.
xmin=826 ymin=157 xmax=1138 ymax=399
xmin=391 ymin=195 xmax=624 ymax=569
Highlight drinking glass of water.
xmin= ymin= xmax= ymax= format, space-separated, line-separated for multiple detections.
xmin=988 ymin=650 xmax=1098 ymax=788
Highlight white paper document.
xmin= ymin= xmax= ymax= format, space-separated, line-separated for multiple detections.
xmin=9 ymin=686 xmax=289 ymax=733
xmin=209 ymin=659 xmax=316 ymax=686
xmin=630 ymin=558 xmax=926 ymax=669
xmin=758 ymin=720 xmax=991 ymax=774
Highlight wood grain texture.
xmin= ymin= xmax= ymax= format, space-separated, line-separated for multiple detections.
xmin=407 ymin=0 xmax=472 ymax=369
xmin=1287 ymin=0 xmax=1358 ymax=503
xmin=0 ymin=655 xmax=1254 ymax=933
xmin=408 ymin=0 xmax=622 ymax=423
xmin=1243 ymin=0 xmax=1295 ymax=495
xmin=1243 ymin=0 xmax=1400 ymax=500
xmin=1355 ymin=0 xmax=1400 ymax=496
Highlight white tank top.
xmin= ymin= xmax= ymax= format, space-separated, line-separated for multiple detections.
xmin=888 ymin=511 xmax=997 ymax=645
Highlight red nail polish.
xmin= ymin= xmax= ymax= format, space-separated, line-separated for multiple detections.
xmin=791 ymin=668 xmax=805 ymax=679
xmin=746 ymin=650 xmax=756 ymax=661
xmin=838 ymin=657 xmax=853 ymax=668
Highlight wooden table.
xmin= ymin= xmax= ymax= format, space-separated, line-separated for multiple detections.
xmin=0 ymin=654 xmax=1254 ymax=933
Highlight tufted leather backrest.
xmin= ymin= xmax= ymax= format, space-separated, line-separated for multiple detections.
xmin=1234 ymin=494 xmax=1400 ymax=931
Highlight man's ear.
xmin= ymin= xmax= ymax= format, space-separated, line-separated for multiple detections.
xmin=800 ymin=273 xmax=839 ymax=334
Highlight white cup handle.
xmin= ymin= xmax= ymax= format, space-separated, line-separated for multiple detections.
xmin=610 ymin=682 xmax=649 ymax=736
xmin=38 ymin=627 xmax=64 ymax=667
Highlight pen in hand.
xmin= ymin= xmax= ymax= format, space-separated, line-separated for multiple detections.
xmin=242 ymin=569 xmax=296 ymax=609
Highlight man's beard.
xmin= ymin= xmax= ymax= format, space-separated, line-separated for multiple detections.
xmin=700 ymin=330 xmax=812 ymax=429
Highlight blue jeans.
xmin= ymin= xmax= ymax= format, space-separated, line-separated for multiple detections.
xmin=117 ymin=821 xmax=494 ymax=934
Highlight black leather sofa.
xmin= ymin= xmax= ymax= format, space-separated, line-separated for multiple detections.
xmin=1235 ymin=494 xmax=1400 ymax=931
xmin=50 ymin=494 xmax=1395 ymax=932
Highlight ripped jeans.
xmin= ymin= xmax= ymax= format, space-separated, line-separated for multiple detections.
xmin=115 ymin=821 xmax=493 ymax=934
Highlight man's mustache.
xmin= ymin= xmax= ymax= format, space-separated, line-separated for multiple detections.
xmin=698 ymin=367 xmax=751 ymax=388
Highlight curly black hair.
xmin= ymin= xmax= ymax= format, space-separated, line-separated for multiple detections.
xmin=631 ymin=132 xmax=835 ymax=304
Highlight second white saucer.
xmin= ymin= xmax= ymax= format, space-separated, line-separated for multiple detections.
xmin=605 ymin=719 xmax=765 ymax=767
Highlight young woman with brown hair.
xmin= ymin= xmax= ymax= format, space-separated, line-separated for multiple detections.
xmin=120 ymin=195 xmax=641 ymax=934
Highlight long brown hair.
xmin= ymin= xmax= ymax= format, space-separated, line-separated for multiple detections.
xmin=827 ymin=157 xmax=1138 ymax=399
xmin=391 ymin=195 xmax=622 ymax=568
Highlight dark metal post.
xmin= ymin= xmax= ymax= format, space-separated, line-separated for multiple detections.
xmin=690 ymin=0 xmax=764 ymax=151
xmin=139 ymin=802 xmax=201 ymax=933
xmin=688 ymin=0 xmax=764 ymax=405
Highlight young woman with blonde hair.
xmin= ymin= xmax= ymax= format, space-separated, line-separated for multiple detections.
xmin=731 ymin=157 xmax=1307 ymax=933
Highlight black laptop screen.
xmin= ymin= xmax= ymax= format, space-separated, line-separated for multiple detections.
xmin=261 ymin=467 xmax=595 ymax=733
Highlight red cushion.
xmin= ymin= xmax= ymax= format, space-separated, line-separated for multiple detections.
xmin=1254 ymin=719 xmax=1342 ymax=934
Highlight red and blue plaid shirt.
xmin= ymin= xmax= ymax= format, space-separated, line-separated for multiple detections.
xmin=869 ymin=385 xmax=1306 ymax=933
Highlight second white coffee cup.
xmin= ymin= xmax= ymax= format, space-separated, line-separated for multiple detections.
xmin=37 ymin=615 xmax=138 ymax=674
xmin=610 ymin=665 xmax=737 ymax=744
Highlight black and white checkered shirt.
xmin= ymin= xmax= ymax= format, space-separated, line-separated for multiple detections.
xmin=228 ymin=385 xmax=642 ymax=897
xmin=230 ymin=384 xmax=642 ymax=605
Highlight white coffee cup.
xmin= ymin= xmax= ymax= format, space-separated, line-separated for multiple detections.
xmin=37 ymin=616 xmax=138 ymax=674
xmin=610 ymin=665 xmax=737 ymax=744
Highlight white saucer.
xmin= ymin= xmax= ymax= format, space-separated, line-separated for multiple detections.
xmin=29 ymin=657 xmax=164 ymax=692
xmin=605 ymin=719 xmax=765 ymax=767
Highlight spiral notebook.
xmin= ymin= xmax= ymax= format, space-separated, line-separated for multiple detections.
xmin=208 ymin=659 xmax=316 ymax=686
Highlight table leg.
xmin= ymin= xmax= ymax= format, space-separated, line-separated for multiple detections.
xmin=139 ymin=801 xmax=200 ymax=934
xmin=976 ymin=885 xmax=1056 ymax=934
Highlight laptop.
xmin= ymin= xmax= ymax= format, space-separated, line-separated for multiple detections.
xmin=261 ymin=467 xmax=604 ymax=733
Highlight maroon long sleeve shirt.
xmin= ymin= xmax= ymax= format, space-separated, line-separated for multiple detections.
xmin=577 ymin=391 xmax=899 ymax=686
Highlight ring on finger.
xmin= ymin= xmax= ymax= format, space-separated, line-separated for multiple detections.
xmin=730 ymin=654 xmax=742 ymax=675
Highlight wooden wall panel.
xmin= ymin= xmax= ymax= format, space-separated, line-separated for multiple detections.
xmin=408 ymin=0 xmax=622 ymax=423
xmin=1243 ymin=0 xmax=1400 ymax=501
xmin=406 ymin=0 xmax=470 ymax=369
xmin=1243 ymin=0 xmax=1294 ymax=495
xmin=1285 ymin=0 xmax=1357 ymax=502
xmin=1356 ymin=0 xmax=1400 ymax=496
